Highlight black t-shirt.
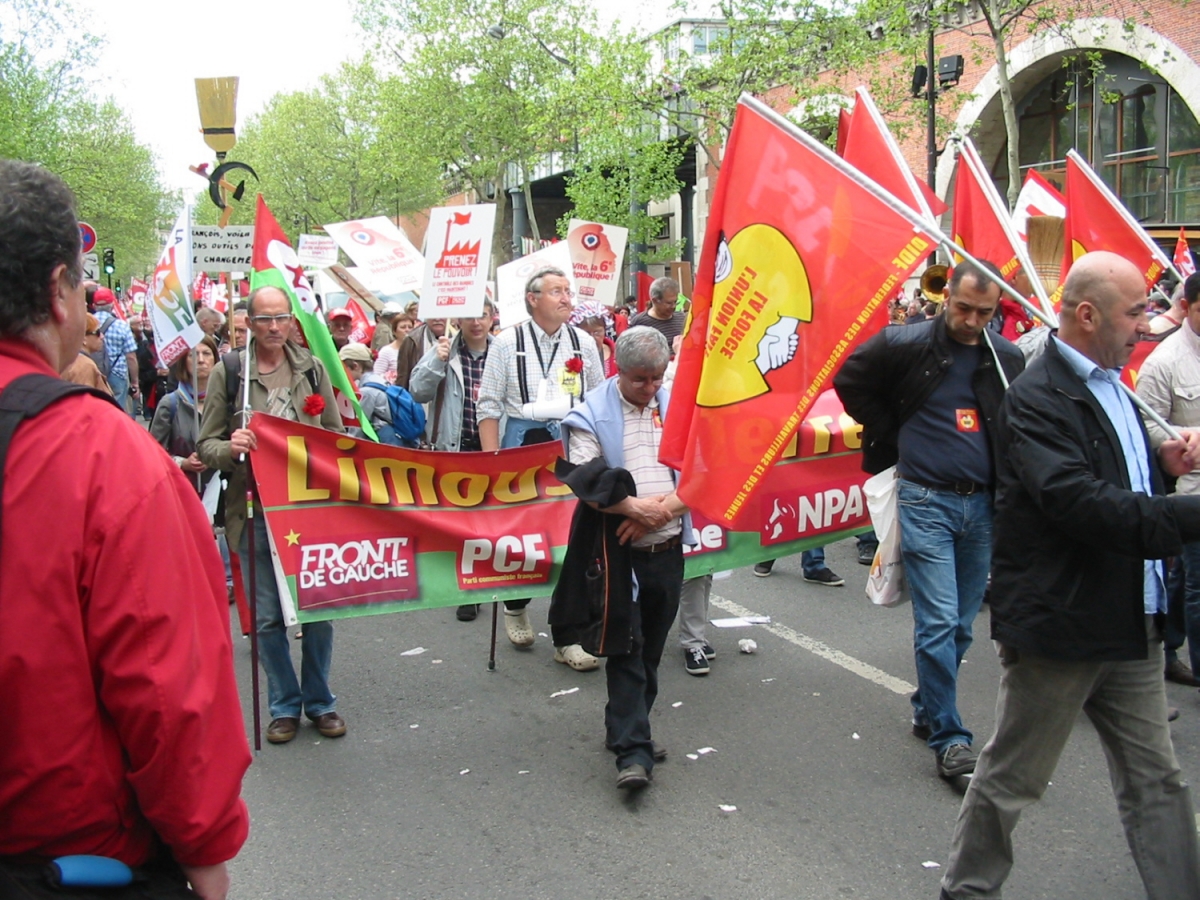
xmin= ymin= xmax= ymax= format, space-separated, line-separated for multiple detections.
xmin=897 ymin=340 xmax=991 ymax=485
xmin=628 ymin=310 xmax=686 ymax=347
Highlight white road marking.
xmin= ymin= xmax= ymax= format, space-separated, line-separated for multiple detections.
xmin=711 ymin=594 xmax=916 ymax=695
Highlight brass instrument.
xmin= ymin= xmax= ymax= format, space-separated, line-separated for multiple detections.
xmin=921 ymin=264 xmax=948 ymax=304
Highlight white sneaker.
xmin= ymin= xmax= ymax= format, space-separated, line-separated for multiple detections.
xmin=504 ymin=609 xmax=535 ymax=647
xmin=554 ymin=643 xmax=600 ymax=671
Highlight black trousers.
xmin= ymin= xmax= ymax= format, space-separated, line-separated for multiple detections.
xmin=605 ymin=545 xmax=684 ymax=772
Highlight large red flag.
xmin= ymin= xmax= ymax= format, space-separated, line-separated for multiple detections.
xmin=843 ymin=87 xmax=947 ymax=219
xmin=835 ymin=108 xmax=851 ymax=157
xmin=1062 ymin=150 xmax=1174 ymax=289
xmin=659 ymin=98 xmax=938 ymax=526
xmin=1013 ymin=169 xmax=1066 ymax=241
xmin=1174 ymin=226 xmax=1196 ymax=278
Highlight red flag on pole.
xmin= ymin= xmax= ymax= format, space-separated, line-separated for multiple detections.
xmin=842 ymin=87 xmax=947 ymax=218
xmin=1174 ymin=226 xmax=1196 ymax=278
xmin=1062 ymin=150 xmax=1176 ymax=289
xmin=1013 ymin=169 xmax=1066 ymax=241
xmin=659 ymin=97 xmax=938 ymax=526
xmin=346 ymin=299 xmax=375 ymax=345
xmin=952 ymin=147 xmax=1019 ymax=278
xmin=835 ymin=108 xmax=851 ymax=157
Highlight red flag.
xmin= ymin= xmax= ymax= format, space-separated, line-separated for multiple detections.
xmin=346 ymin=299 xmax=375 ymax=345
xmin=843 ymin=87 xmax=947 ymax=219
xmin=835 ymin=108 xmax=851 ymax=157
xmin=1062 ymin=150 xmax=1173 ymax=290
xmin=636 ymin=271 xmax=654 ymax=312
xmin=659 ymin=99 xmax=938 ymax=525
xmin=952 ymin=146 xmax=1019 ymax=278
xmin=1121 ymin=339 xmax=1159 ymax=390
xmin=1174 ymin=226 xmax=1196 ymax=278
xmin=1013 ymin=169 xmax=1066 ymax=241
xmin=452 ymin=212 xmax=472 ymax=225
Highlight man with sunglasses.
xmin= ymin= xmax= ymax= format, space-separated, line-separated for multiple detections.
xmin=199 ymin=285 xmax=347 ymax=746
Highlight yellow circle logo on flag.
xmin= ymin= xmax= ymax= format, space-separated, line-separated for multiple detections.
xmin=697 ymin=224 xmax=813 ymax=408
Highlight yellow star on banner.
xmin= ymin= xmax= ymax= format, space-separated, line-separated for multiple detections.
xmin=285 ymin=530 xmax=301 ymax=546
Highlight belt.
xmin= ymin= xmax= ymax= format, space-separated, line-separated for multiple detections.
xmin=632 ymin=534 xmax=682 ymax=554
xmin=903 ymin=476 xmax=990 ymax=496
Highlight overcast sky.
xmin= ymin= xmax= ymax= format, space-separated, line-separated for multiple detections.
xmin=73 ymin=0 xmax=692 ymax=194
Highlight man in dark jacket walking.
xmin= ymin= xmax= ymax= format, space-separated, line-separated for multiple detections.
xmin=940 ymin=251 xmax=1200 ymax=900
xmin=834 ymin=260 xmax=1025 ymax=782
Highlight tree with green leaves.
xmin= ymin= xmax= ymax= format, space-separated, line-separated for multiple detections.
xmin=1 ymin=0 xmax=172 ymax=282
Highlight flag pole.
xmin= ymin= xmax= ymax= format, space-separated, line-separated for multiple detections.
xmin=241 ymin=334 xmax=262 ymax=753
xmin=737 ymin=94 xmax=1181 ymax=441
xmin=960 ymin=139 xmax=1057 ymax=320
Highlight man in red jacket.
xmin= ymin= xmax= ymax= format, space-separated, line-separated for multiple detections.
xmin=0 ymin=160 xmax=250 ymax=899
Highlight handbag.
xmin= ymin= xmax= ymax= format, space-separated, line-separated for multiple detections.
xmin=863 ymin=466 xmax=910 ymax=608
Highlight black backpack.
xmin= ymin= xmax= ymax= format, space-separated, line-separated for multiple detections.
xmin=86 ymin=316 xmax=117 ymax=378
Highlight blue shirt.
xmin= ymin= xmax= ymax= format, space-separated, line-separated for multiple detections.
xmin=95 ymin=310 xmax=136 ymax=380
xmin=1053 ymin=336 xmax=1165 ymax=613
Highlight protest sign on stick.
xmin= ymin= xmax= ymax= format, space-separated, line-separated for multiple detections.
xmin=418 ymin=205 xmax=496 ymax=320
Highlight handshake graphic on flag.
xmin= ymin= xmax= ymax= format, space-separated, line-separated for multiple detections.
xmin=699 ymin=225 xmax=811 ymax=408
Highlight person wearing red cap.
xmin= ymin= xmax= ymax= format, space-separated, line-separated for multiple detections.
xmin=90 ymin=285 xmax=138 ymax=416
xmin=327 ymin=306 xmax=354 ymax=349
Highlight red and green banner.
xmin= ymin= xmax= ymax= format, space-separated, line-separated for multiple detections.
xmin=658 ymin=96 xmax=936 ymax=527
xmin=251 ymin=388 xmax=872 ymax=623
xmin=250 ymin=195 xmax=378 ymax=439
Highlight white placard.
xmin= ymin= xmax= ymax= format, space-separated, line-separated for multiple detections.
xmin=191 ymin=225 xmax=254 ymax=272
xmin=82 ymin=252 xmax=99 ymax=281
xmin=324 ymin=216 xmax=425 ymax=294
xmin=297 ymin=233 xmax=339 ymax=268
xmin=567 ymin=219 xmax=627 ymax=307
xmin=151 ymin=209 xmax=204 ymax=366
xmin=494 ymin=241 xmax=575 ymax=329
xmin=418 ymin=204 xmax=496 ymax=319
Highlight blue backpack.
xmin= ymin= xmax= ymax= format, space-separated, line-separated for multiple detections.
xmin=367 ymin=383 xmax=426 ymax=448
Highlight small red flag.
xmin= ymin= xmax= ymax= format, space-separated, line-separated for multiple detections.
xmin=659 ymin=98 xmax=938 ymax=525
xmin=1174 ymin=226 xmax=1195 ymax=278
xmin=952 ymin=145 xmax=1018 ymax=278
xmin=843 ymin=87 xmax=947 ymax=219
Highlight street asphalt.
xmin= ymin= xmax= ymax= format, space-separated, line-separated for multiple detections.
xmin=227 ymin=538 xmax=1200 ymax=899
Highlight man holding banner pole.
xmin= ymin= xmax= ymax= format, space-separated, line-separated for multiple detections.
xmin=834 ymin=259 xmax=1025 ymax=784
xmin=477 ymin=266 xmax=603 ymax=663
xmin=941 ymin=252 xmax=1200 ymax=900
xmin=198 ymin=285 xmax=348 ymax=745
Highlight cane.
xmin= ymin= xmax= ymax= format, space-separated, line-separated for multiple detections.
xmin=240 ymin=337 xmax=262 ymax=752
xmin=488 ymin=601 xmax=499 ymax=671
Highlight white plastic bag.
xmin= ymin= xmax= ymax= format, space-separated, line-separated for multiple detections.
xmin=863 ymin=466 xmax=909 ymax=608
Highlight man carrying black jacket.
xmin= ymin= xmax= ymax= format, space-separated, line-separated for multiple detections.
xmin=940 ymin=251 xmax=1200 ymax=900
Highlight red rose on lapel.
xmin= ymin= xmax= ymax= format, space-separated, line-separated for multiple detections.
xmin=303 ymin=393 xmax=325 ymax=416
xmin=564 ymin=356 xmax=584 ymax=374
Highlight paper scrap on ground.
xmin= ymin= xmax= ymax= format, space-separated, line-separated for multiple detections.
xmin=698 ymin=747 xmax=716 ymax=754
xmin=711 ymin=616 xmax=771 ymax=628
xmin=459 ymin=769 xmax=470 ymax=775
xmin=518 ymin=770 xmax=530 ymax=775
xmin=672 ymin=701 xmax=683 ymax=708
xmin=538 ymin=632 xmax=548 ymax=638
xmin=738 ymin=639 xmax=758 ymax=653
xmin=762 ymin=678 xmax=776 ymax=683
xmin=852 ymin=733 xmax=860 ymax=740
xmin=922 ymin=861 xmax=941 ymax=869
xmin=719 ymin=804 xmax=738 ymax=812
xmin=431 ymin=659 xmax=443 ymax=664
xmin=686 ymin=754 xmax=700 ymax=760
xmin=550 ymin=687 xmax=580 ymax=698
xmin=409 ymin=724 xmax=419 ymax=729
xmin=400 ymin=647 xmax=427 ymax=656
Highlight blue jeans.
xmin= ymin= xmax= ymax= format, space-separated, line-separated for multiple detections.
xmin=801 ymin=547 xmax=825 ymax=577
xmin=240 ymin=514 xmax=336 ymax=720
xmin=108 ymin=371 xmax=130 ymax=415
xmin=1177 ymin=543 xmax=1200 ymax=674
xmin=897 ymin=480 xmax=993 ymax=753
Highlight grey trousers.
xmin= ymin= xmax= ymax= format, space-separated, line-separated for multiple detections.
xmin=942 ymin=634 xmax=1200 ymax=900
xmin=677 ymin=574 xmax=712 ymax=650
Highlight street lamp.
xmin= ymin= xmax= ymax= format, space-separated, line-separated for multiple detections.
xmin=486 ymin=21 xmax=574 ymax=71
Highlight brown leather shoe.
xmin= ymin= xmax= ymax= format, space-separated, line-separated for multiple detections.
xmin=311 ymin=711 xmax=347 ymax=738
xmin=266 ymin=717 xmax=299 ymax=744
xmin=1166 ymin=659 xmax=1200 ymax=687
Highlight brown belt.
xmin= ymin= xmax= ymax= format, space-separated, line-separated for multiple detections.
xmin=632 ymin=534 xmax=682 ymax=554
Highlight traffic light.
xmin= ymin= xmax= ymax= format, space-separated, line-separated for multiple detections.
xmin=115 ymin=280 xmax=123 ymax=298
xmin=102 ymin=248 xmax=115 ymax=275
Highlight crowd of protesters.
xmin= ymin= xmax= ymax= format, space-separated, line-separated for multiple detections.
xmin=7 ymin=156 xmax=1200 ymax=899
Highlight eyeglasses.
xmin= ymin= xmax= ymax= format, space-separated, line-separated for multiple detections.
xmin=85 ymin=330 xmax=101 ymax=337
xmin=533 ymin=288 xmax=575 ymax=299
xmin=250 ymin=314 xmax=293 ymax=325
